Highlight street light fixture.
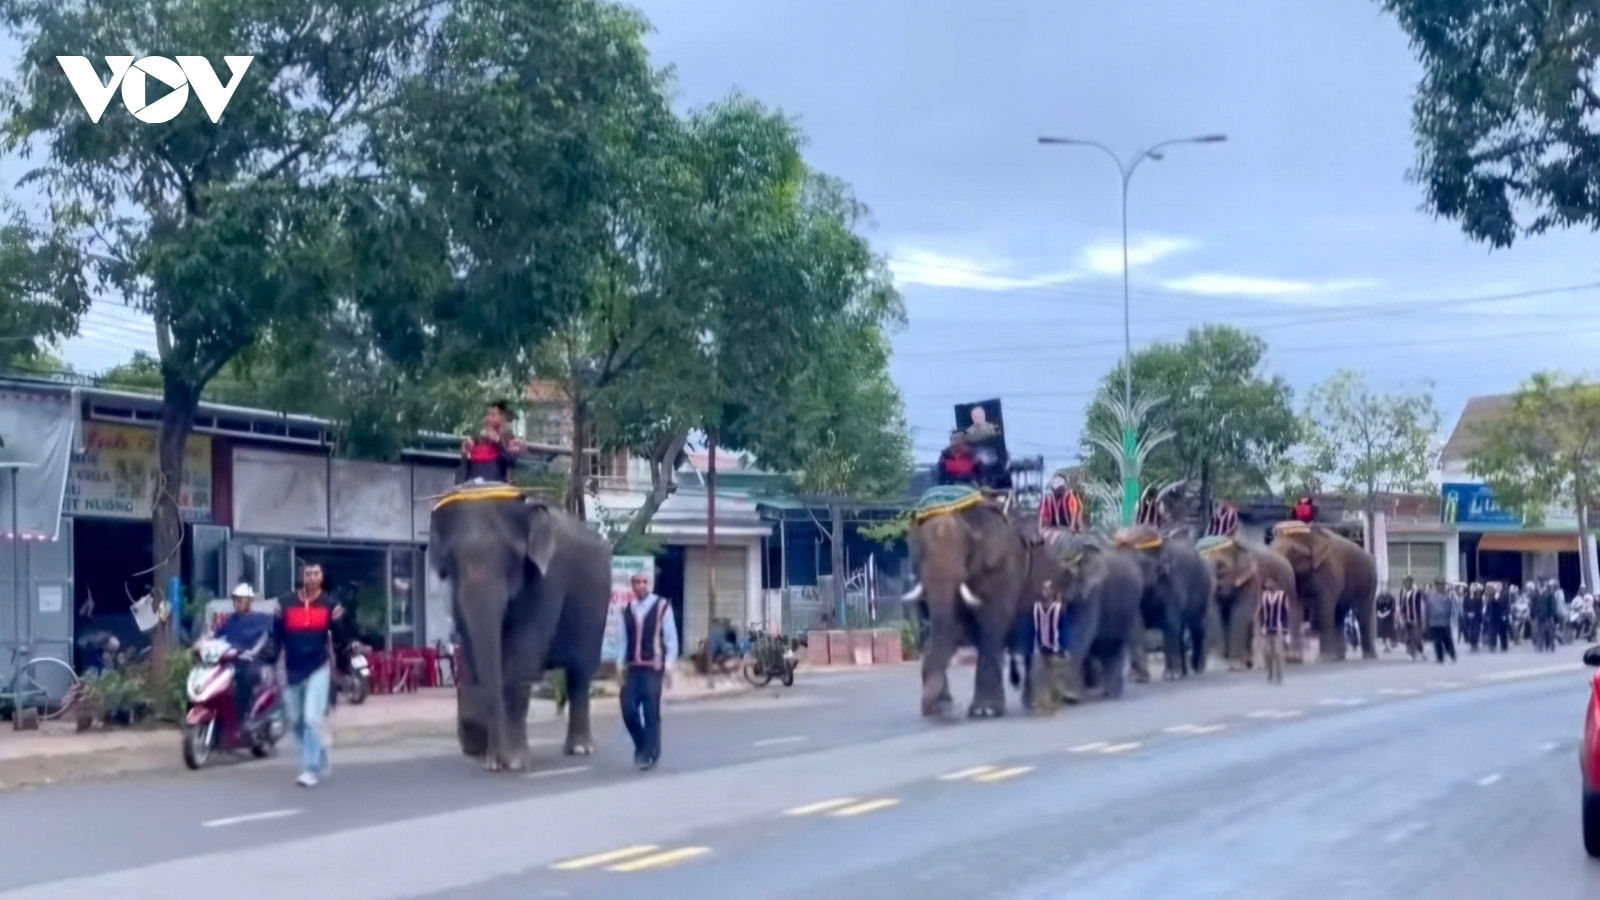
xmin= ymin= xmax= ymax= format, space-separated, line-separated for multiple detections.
xmin=1037 ymin=133 xmax=1227 ymax=525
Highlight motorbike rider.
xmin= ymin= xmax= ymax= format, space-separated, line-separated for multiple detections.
xmin=212 ymin=583 xmax=274 ymax=726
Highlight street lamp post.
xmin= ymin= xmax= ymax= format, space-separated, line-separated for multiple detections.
xmin=1037 ymin=133 xmax=1226 ymax=525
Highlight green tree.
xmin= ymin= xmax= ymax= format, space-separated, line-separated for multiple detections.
xmin=1 ymin=0 xmax=661 ymax=653
xmin=0 ymin=201 xmax=86 ymax=370
xmin=1377 ymin=0 xmax=1600 ymax=247
xmin=1468 ymin=372 xmax=1600 ymax=591
xmin=1295 ymin=369 xmax=1440 ymax=549
xmin=1081 ymin=325 xmax=1298 ymax=519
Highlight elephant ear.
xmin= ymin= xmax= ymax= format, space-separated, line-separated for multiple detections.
xmin=524 ymin=499 xmax=558 ymax=574
xmin=1232 ymin=556 xmax=1258 ymax=589
xmin=1310 ymin=526 xmax=1332 ymax=570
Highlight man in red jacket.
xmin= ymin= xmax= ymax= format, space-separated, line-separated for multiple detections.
xmin=936 ymin=431 xmax=979 ymax=486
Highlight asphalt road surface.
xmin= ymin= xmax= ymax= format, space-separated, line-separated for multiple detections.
xmin=1 ymin=648 xmax=1596 ymax=899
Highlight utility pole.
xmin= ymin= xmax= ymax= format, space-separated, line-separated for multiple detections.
xmin=704 ymin=430 xmax=717 ymax=675
xmin=1037 ymin=133 xmax=1226 ymax=525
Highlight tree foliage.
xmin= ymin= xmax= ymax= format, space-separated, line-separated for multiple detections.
xmin=1080 ymin=325 xmax=1298 ymax=508
xmin=1292 ymin=369 xmax=1440 ymax=537
xmin=1468 ymin=372 xmax=1600 ymax=527
xmin=0 ymin=200 xmax=86 ymax=369
xmin=1378 ymin=0 xmax=1600 ymax=247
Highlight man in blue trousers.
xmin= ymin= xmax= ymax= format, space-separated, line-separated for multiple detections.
xmin=610 ymin=572 xmax=679 ymax=771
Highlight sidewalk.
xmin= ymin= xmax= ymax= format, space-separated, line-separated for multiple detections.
xmin=0 ymin=674 xmax=756 ymax=790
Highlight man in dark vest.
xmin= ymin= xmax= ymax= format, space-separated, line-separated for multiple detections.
xmin=609 ymin=571 xmax=679 ymax=770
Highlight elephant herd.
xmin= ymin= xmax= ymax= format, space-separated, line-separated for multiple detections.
xmin=904 ymin=502 xmax=1380 ymax=719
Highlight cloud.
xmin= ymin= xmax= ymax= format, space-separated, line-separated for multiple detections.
xmin=891 ymin=233 xmax=1198 ymax=292
xmin=1160 ymin=273 xmax=1380 ymax=299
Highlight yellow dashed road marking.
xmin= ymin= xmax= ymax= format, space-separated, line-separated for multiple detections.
xmin=785 ymin=799 xmax=857 ymax=816
xmin=607 ymin=847 xmax=710 ymax=872
xmin=831 ymin=799 xmax=901 ymax=817
xmin=1068 ymin=742 xmax=1110 ymax=753
xmin=939 ymin=766 xmax=997 ymax=781
xmin=1101 ymin=742 xmax=1141 ymax=754
xmin=973 ymin=766 xmax=1033 ymax=782
xmin=552 ymin=846 xmax=658 ymax=870
xmin=1189 ymin=724 xmax=1226 ymax=734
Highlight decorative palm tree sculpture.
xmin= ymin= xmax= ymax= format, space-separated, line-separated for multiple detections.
xmin=1083 ymin=394 xmax=1175 ymax=526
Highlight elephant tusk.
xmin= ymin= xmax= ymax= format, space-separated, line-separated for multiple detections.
xmin=960 ymin=583 xmax=983 ymax=607
xmin=902 ymin=583 xmax=924 ymax=602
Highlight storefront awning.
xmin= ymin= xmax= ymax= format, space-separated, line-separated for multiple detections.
xmin=1477 ymin=533 xmax=1580 ymax=553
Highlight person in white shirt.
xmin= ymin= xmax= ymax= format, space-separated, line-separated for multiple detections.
xmin=608 ymin=572 xmax=679 ymax=770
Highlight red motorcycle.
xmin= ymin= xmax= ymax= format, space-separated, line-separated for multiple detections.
xmin=182 ymin=639 xmax=285 ymax=769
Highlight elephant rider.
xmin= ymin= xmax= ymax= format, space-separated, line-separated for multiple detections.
xmin=936 ymin=430 xmax=980 ymax=487
xmin=459 ymin=400 xmax=529 ymax=484
xmin=1037 ymin=475 xmax=1085 ymax=544
xmin=1291 ymin=496 xmax=1316 ymax=524
xmin=1208 ymin=501 xmax=1239 ymax=538
xmin=212 ymin=582 xmax=274 ymax=728
xmin=1397 ymin=576 xmax=1426 ymax=660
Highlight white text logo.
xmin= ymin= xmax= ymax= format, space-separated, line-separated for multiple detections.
xmin=57 ymin=56 xmax=253 ymax=124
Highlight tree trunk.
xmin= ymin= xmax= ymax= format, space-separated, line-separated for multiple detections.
xmin=1364 ymin=479 xmax=1377 ymax=555
xmin=565 ymin=398 xmax=587 ymax=520
xmin=705 ymin=430 xmax=718 ymax=673
xmin=613 ymin=427 xmax=689 ymax=551
xmin=151 ymin=375 xmax=199 ymax=666
xmin=1198 ymin=458 xmax=1212 ymax=533
xmin=829 ymin=500 xmax=847 ymax=628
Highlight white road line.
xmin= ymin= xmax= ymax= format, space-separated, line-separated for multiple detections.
xmin=1480 ymin=663 xmax=1584 ymax=682
xmin=831 ymin=799 xmax=900 ymax=817
xmin=973 ymin=766 xmax=1034 ymax=783
xmin=1377 ymin=688 xmax=1401 ymax=695
xmin=1068 ymin=742 xmax=1110 ymax=753
xmin=1189 ymin=724 xmax=1226 ymax=734
xmin=1165 ymin=724 xmax=1203 ymax=734
xmin=1384 ymin=822 xmax=1428 ymax=843
xmin=1394 ymin=688 xmax=1423 ymax=696
xmin=1317 ymin=698 xmax=1346 ymax=706
xmin=202 ymin=809 xmax=302 ymax=828
xmin=1477 ymin=774 xmax=1502 ymax=787
xmin=1271 ymin=710 xmax=1304 ymax=719
xmin=1101 ymin=742 xmax=1141 ymax=754
xmin=1247 ymin=710 xmax=1281 ymax=719
xmin=1539 ymin=741 xmax=1561 ymax=752
xmin=753 ymin=736 xmax=808 ymax=748
xmin=939 ymin=766 xmax=997 ymax=781
xmin=1428 ymin=681 xmax=1465 ymax=689
xmin=524 ymin=766 xmax=590 ymax=780
xmin=784 ymin=799 xmax=857 ymax=816
xmin=552 ymin=846 xmax=658 ymax=870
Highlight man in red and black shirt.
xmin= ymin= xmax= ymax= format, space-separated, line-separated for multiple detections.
xmin=460 ymin=401 xmax=528 ymax=483
xmin=937 ymin=431 xmax=979 ymax=487
xmin=273 ymin=562 xmax=342 ymax=786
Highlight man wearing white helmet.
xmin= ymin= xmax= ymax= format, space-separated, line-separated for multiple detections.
xmin=215 ymin=583 xmax=273 ymax=728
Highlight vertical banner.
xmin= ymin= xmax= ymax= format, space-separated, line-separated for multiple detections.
xmin=601 ymin=556 xmax=654 ymax=663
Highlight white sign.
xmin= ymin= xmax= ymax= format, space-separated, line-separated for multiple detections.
xmin=37 ymin=585 xmax=62 ymax=614
xmin=57 ymin=55 xmax=253 ymax=124
xmin=601 ymin=556 xmax=655 ymax=664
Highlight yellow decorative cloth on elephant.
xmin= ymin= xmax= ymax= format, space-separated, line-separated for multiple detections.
xmin=913 ymin=485 xmax=985 ymax=524
xmin=1272 ymin=520 xmax=1311 ymax=538
xmin=431 ymin=483 xmax=527 ymax=512
xmin=1196 ymin=534 xmax=1233 ymax=558
xmin=1114 ymin=524 xmax=1163 ymax=551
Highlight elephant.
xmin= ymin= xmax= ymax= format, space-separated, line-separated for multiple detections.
xmin=1115 ymin=526 xmax=1216 ymax=680
xmin=1199 ymin=535 xmax=1304 ymax=669
xmin=1268 ymin=520 xmax=1379 ymax=661
xmin=1010 ymin=534 xmax=1145 ymax=706
xmin=905 ymin=500 xmax=1035 ymax=718
xmin=428 ymin=489 xmax=612 ymax=771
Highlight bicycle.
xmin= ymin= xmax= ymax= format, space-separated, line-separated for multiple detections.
xmin=0 ymin=644 xmax=81 ymax=722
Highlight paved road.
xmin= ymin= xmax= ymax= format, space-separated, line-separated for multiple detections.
xmin=0 ymin=648 xmax=1593 ymax=899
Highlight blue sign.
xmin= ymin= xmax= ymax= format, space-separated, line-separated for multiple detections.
xmin=1440 ymin=483 xmax=1520 ymax=525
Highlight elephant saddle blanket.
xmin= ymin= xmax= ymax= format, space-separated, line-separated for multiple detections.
xmin=1114 ymin=524 xmax=1163 ymax=550
xmin=432 ymin=482 xmax=528 ymax=512
xmin=914 ymin=485 xmax=985 ymax=523
xmin=1196 ymin=535 xmax=1233 ymax=557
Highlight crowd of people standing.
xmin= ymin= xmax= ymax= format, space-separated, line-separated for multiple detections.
xmin=1376 ymin=576 xmax=1595 ymax=662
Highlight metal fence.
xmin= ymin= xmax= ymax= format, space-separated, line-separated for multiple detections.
xmin=760 ymin=556 xmax=914 ymax=634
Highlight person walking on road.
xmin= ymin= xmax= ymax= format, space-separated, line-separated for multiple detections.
xmin=274 ymin=562 xmax=341 ymax=786
xmin=1398 ymin=576 xmax=1426 ymax=661
xmin=1425 ymin=578 xmax=1457 ymax=664
xmin=1257 ymin=577 xmax=1290 ymax=685
xmin=610 ymin=572 xmax=678 ymax=771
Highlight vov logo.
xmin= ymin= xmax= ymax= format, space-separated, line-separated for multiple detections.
xmin=56 ymin=56 xmax=253 ymax=124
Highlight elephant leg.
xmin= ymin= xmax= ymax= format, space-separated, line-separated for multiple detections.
xmin=1357 ymin=594 xmax=1378 ymax=660
xmin=920 ymin=626 xmax=957 ymax=717
xmin=1317 ymin=594 xmax=1343 ymax=662
xmin=1286 ymin=593 xmax=1306 ymax=663
xmin=1102 ymin=646 xmax=1128 ymax=699
xmin=1224 ymin=596 xmax=1251 ymax=670
xmin=455 ymin=680 xmax=489 ymax=758
xmin=1162 ymin=622 xmax=1185 ymax=680
xmin=1188 ymin=613 xmax=1207 ymax=675
xmin=969 ymin=629 xmax=1007 ymax=718
xmin=501 ymin=683 xmax=533 ymax=771
xmin=1129 ymin=631 xmax=1152 ymax=683
xmin=563 ymin=663 xmax=596 ymax=756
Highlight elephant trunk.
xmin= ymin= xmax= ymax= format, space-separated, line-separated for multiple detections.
xmin=456 ymin=571 xmax=510 ymax=767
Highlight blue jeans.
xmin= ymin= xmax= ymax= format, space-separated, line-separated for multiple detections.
xmin=284 ymin=664 xmax=331 ymax=776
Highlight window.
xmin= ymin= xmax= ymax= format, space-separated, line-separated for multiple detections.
xmin=583 ymin=421 xmax=627 ymax=485
xmin=1387 ymin=541 xmax=1444 ymax=589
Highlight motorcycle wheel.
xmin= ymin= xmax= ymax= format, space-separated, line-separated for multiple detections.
xmin=349 ymin=673 xmax=370 ymax=705
xmin=742 ymin=660 xmax=773 ymax=687
xmin=780 ymin=662 xmax=795 ymax=687
xmin=182 ymin=721 xmax=214 ymax=770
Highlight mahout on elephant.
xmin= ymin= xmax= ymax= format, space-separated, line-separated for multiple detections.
xmin=1199 ymin=534 xmax=1304 ymax=668
xmin=1114 ymin=525 xmax=1215 ymax=680
xmin=905 ymin=485 xmax=1053 ymax=718
xmin=1009 ymin=532 xmax=1145 ymax=709
xmin=428 ymin=483 xmax=612 ymax=771
xmin=1268 ymin=520 xmax=1378 ymax=661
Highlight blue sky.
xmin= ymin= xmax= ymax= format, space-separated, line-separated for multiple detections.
xmin=7 ymin=0 xmax=1600 ymax=472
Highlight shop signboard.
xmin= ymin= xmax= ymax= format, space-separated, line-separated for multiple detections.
xmin=63 ymin=422 xmax=211 ymax=522
xmin=601 ymin=555 xmax=655 ymax=664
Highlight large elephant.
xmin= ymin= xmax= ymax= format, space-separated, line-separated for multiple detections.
xmin=905 ymin=500 xmax=1034 ymax=718
xmin=1116 ymin=526 xmax=1215 ymax=679
xmin=1200 ymin=535 xmax=1303 ymax=669
xmin=1011 ymin=535 xmax=1145 ymax=706
xmin=1268 ymin=521 xmax=1378 ymax=661
xmin=429 ymin=489 xmax=612 ymax=770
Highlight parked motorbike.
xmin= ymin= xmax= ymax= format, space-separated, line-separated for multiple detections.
xmin=742 ymin=632 xmax=798 ymax=688
xmin=183 ymin=639 xmax=284 ymax=770
xmin=333 ymin=641 xmax=371 ymax=705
